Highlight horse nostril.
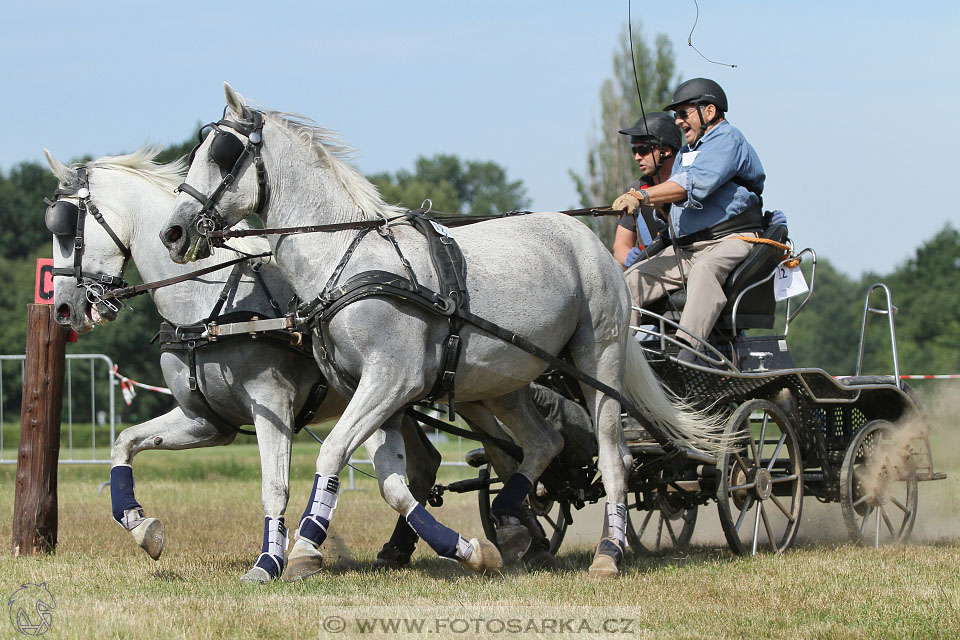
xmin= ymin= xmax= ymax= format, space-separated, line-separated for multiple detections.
xmin=166 ymin=226 xmax=183 ymax=243
xmin=57 ymin=304 xmax=71 ymax=321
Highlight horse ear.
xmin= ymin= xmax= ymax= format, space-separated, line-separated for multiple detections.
xmin=43 ymin=148 xmax=76 ymax=185
xmin=223 ymin=82 xmax=250 ymax=120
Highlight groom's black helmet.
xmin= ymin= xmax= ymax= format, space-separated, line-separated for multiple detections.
xmin=618 ymin=112 xmax=683 ymax=151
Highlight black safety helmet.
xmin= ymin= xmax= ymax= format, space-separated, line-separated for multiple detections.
xmin=665 ymin=78 xmax=728 ymax=112
xmin=618 ymin=112 xmax=684 ymax=151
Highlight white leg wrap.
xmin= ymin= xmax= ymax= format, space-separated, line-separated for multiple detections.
xmin=266 ymin=517 xmax=288 ymax=557
xmin=305 ymin=475 xmax=339 ymax=522
xmin=605 ymin=502 xmax=627 ymax=549
xmin=455 ymin=537 xmax=474 ymax=562
xmin=120 ymin=507 xmax=145 ymax=531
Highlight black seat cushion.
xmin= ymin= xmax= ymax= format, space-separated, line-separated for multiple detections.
xmin=640 ymin=223 xmax=789 ymax=331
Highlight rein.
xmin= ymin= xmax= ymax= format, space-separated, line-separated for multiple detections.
xmin=101 ymin=252 xmax=273 ymax=300
xmin=203 ymin=207 xmax=624 ymax=241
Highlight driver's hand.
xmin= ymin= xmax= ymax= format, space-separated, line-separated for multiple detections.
xmin=612 ymin=192 xmax=641 ymax=216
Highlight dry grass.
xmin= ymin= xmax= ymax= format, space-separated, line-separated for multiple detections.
xmin=1 ymin=392 xmax=959 ymax=639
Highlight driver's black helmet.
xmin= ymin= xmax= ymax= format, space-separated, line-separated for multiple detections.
xmin=665 ymin=78 xmax=728 ymax=112
xmin=618 ymin=112 xmax=683 ymax=151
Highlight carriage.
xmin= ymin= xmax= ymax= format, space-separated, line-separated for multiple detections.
xmin=429 ymin=221 xmax=947 ymax=558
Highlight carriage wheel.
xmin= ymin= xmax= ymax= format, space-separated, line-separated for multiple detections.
xmin=477 ymin=465 xmax=568 ymax=555
xmin=716 ymin=399 xmax=803 ymax=555
xmin=839 ymin=420 xmax=918 ymax=546
xmin=626 ymin=492 xmax=697 ymax=554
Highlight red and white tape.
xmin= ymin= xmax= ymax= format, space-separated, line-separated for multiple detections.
xmin=112 ymin=365 xmax=172 ymax=405
xmin=899 ymin=375 xmax=960 ymax=380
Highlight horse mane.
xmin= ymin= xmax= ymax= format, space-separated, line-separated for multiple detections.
xmin=262 ymin=111 xmax=405 ymax=220
xmin=81 ymin=147 xmax=273 ymax=258
xmin=87 ymin=146 xmax=186 ymax=193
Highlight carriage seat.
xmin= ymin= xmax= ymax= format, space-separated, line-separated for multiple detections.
xmin=645 ymin=222 xmax=789 ymax=333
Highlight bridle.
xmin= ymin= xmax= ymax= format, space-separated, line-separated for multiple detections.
xmin=175 ymin=109 xmax=269 ymax=244
xmin=46 ymin=166 xmax=132 ymax=312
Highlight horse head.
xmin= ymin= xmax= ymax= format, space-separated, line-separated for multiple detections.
xmin=43 ymin=149 xmax=132 ymax=333
xmin=162 ymin=82 xmax=268 ymax=264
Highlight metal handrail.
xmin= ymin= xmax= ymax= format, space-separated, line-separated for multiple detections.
xmin=855 ymin=284 xmax=902 ymax=388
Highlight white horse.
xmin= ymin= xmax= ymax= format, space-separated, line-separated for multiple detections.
xmin=161 ymin=83 xmax=723 ymax=578
xmin=44 ymin=148 xmax=442 ymax=582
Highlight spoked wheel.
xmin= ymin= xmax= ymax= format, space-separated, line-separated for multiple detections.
xmin=716 ymin=399 xmax=803 ymax=555
xmin=626 ymin=491 xmax=697 ymax=554
xmin=840 ymin=419 xmax=918 ymax=546
xmin=477 ymin=465 xmax=568 ymax=554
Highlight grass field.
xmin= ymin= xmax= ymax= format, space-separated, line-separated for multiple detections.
xmin=2 ymin=396 xmax=959 ymax=639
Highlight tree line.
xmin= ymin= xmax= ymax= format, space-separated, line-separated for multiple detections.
xmin=1 ymin=21 xmax=956 ymax=426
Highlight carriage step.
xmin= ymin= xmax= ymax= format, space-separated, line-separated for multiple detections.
xmin=917 ymin=472 xmax=947 ymax=482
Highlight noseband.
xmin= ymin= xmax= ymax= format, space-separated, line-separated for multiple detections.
xmin=175 ymin=109 xmax=269 ymax=243
xmin=46 ymin=166 xmax=132 ymax=312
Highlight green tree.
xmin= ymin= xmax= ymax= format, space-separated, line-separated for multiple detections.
xmin=0 ymin=162 xmax=59 ymax=259
xmin=369 ymin=154 xmax=529 ymax=215
xmin=570 ymin=23 xmax=678 ymax=247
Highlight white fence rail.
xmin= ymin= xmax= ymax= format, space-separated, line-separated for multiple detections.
xmin=1 ymin=353 xmax=116 ymax=464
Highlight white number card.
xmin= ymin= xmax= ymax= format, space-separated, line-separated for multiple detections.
xmin=774 ymin=264 xmax=809 ymax=301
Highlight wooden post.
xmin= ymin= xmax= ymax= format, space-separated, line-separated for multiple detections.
xmin=11 ymin=304 xmax=68 ymax=556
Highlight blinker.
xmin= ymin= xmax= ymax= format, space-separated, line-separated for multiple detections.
xmin=211 ymin=131 xmax=245 ymax=173
xmin=45 ymin=200 xmax=79 ymax=236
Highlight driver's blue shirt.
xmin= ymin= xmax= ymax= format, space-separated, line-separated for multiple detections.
xmin=667 ymin=119 xmax=765 ymax=237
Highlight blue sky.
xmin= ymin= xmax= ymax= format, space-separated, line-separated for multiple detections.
xmin=3 ymin=1 xmax=958 ymax=276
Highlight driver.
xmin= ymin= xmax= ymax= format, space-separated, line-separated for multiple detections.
xmin=612 ymin=78 xmax=766 ymax=355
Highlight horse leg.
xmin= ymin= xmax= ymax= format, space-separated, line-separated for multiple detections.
xmin=285 ymin=382 xmax=501 ymax=581
xmin=465 ymin=389 xmax=564 ymax=565
xmin=473 ymin=405 xmax=558 ymax=572
xmin=110 ymin=406 xmax=235 ymax=560
xmin=570 ymin=339 xmax=633 ymax=578
xmin=363 ymin=414 xmax=501 ymax=573
xmin=374 ymin=413 xmax=442 ymax=569
xmin=240 ymin=402 xmax=295 ymax=584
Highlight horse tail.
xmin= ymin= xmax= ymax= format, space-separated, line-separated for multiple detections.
xmin=621 ymin=338 xmax=731 ymax=455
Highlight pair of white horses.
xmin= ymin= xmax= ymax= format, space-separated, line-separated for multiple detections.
xmin=51 ymin=82 xmax=722 ymax=581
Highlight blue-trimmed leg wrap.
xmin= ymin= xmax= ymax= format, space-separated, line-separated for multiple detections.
xmin=405 ymin=504 xmax=465 ymax=560
xmin=299 ymin=474 xmax=339 ymax=546
xmin=387 ymin=515 xmax=420 ymax=551
xmin=110 ymin=465 xmax=142 ymax=527
xmin=595 ymin=538 xmax=624 ymax=564
xmin=253 ymin=516 xmax=287 ymax=578
xmin=597 ymin=502 xmax=627 ymax=564
xmin=491 ymin=473 xmax=533 ymax=520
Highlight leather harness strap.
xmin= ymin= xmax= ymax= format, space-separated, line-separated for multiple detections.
xmin=296 ymin=213 xmax=666 ymax=445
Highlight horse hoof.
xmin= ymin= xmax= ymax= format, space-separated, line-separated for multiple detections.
xmin=373 ymin=542 xmax=413 ymax=570
xmin=522 ymin=548 xmax=555 ymax=572
xmin=283 ymin=539 xmax=324 ymax=582
xmin=131 ymin=518 xmax=164 ymax=561
xmin=460 ymin=538 xmax=502 ymax=573
xmin=495 ymin=524 xmax=532 ymax=565
xmin=240 ymin=566 xmax=273 ymax=584
xmin=588 ymin=538 xmax=622 ymax=579
xmin=588 ymin=554 xmax=619 ymax=579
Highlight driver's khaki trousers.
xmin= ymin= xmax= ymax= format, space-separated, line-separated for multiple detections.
xmin=622 ymin=233 xmax=757 ymax=346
